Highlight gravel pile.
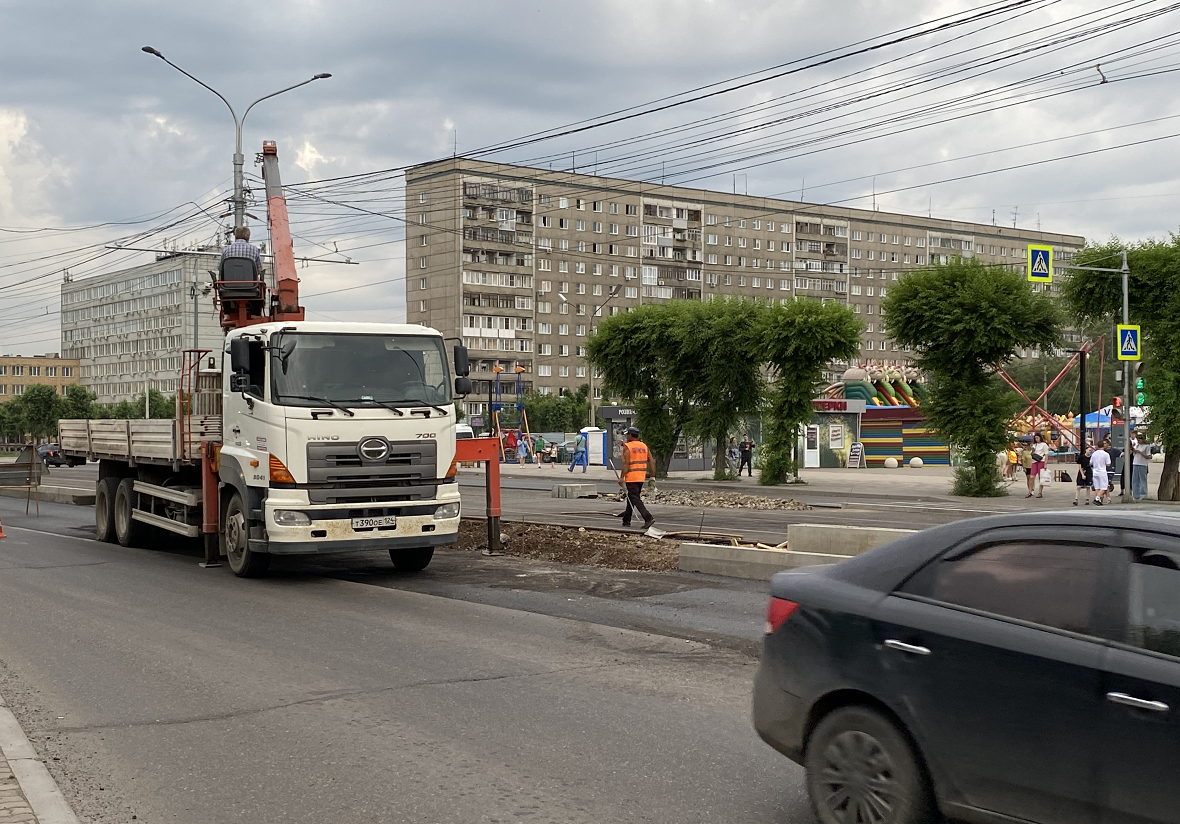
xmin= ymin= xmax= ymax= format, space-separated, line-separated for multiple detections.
xmin=643 ymin=488 xmax=811 ymax=511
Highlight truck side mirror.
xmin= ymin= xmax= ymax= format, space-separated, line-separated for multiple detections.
xmin=229 ymin=338 xmax=250 ymax=374
xmin=453 ymin=344 xmax=470 ymax=377
xmin=229 ymin=374 xmax=250 ymax=393
xmin=454 ymin=377 xmax=472 ymax=397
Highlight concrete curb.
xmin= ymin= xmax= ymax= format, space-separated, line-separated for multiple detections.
xmin=0 ymin=487 xmax=94 ymax=507
xmin=0 ymin=692 xmax=79 ymax=824
xmin=678 ymin=542 xmax=849 ymax=580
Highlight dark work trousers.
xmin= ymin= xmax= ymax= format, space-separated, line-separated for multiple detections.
xmin=622 ymin=481 xmax=652 ymax=526
xmin=739 ymin=455 xmax=753 ymax=476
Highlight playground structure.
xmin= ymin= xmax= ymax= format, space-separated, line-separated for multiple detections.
xmin=997 ymin=334 xmax=1106 ymax=450
xmin=489 ymin=365 xmax=535 ymax=463
xmin=823 ymin=366 xmax=928 ymax=409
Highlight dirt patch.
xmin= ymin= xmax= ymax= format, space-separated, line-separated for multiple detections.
xmin=645 ymin=488 xmax=811 ymax=510
xmin=456 ymin=519 xmax=678 ymax=572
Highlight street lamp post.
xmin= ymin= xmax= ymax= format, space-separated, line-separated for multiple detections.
xmin=558 ymin=286 xmax=621 ymax=429
xmin=141 ymin=47 xmax=330 ymax=231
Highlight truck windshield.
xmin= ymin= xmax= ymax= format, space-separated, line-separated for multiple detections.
xmin=271 ymin=333 xmax=451 ymax=408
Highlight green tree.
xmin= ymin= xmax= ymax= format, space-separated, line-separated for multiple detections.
xmin=587 ymin=303 xmax=693 ymax=478
xmin=758 ymin=299 xmax=862 ymax=484
xmin=523 ymin=384 xmax=590 ymax=433
xmin=883 ymin=258 xmax=1061 ymax=496
xmin=1063 ymin=237 xmax=1180 ymax=499
xmin=0 ymin=398 xmax=25 ymax=442
xmin=675 ymin=299 xmax=766 ymax=480
xmin=19 ymin=385 xmax=65 ymax=441
xmin=61 ymin=385 xmax=98 ymax=420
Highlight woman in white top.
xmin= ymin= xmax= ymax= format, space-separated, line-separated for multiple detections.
xmin=1029 ymin=434 xmax=1050 ymax=498
xmin=1090 ymin=441 xmax=1111 ymax=505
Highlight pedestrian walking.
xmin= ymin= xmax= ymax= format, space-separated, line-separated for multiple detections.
xmin=568 ymin=429 xmax=589 ymax=473
xmin=619 ymin=427 xmax=655 ymax=529
xmin=738 ymin=435 xmax=756 ymax=478
xmin=504 ymin=428 xmax=518 ymax=462
xmin=1005 ymin=444 xmax=1018 ymax=481
xmin=1091 ymin=440 xmax=1111 ymax=505
xmin=1028 ymin=433 xmax=1049 ymax=498
xmin=1019 ymin=444 xmax=1034 ymax=495
xmin=1131 ymin=431 xmax=1152 ymax=500
xmin=1107 ymin=440 xmax=1125 ymax=496
xmin=516 ymin=430 xmax=530 ymax=464
xmin=1074 ymin=445 xmax=1093 ymax=506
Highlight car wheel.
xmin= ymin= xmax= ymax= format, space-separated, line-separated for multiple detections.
xmin=95 ymin=477 xmax=119 ymax=543
xmin=113 ymin=478 xmax=145 ymax=548
xmin=805 ymin=706 xmax=935 ymax=824
xmin=224 ymin=492 xmax=270 ymax=578
xmin=389 ymin=547 xmax=433 ymax=572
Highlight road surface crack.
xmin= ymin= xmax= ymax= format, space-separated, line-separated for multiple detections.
xmin=37 ymin=661 xmax=626 ymax=735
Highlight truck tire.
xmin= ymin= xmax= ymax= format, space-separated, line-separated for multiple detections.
xmin=224 ymin=492 xmax=270 ymax=578
xmin=113 ymin=477 xmax=145 ymax=548
xmin=95 ymin=477 xmax=119 ymax=543
xmin=390 ymin=547 xmax=433 ymax=572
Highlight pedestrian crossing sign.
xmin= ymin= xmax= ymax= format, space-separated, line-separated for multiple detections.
xmin=1027 ymin=244 xmax=1053 ymax=282
xmin=1118 ymin=324 xmax=1141 ymax=361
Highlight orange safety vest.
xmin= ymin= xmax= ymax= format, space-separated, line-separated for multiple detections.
xmin=623 ymin=440 xmax=650 ymax=483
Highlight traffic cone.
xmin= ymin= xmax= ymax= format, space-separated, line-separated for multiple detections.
xmin=0 ymin=515 xmax=6 ymax=539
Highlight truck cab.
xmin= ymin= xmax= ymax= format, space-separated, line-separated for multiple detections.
xmin=218 ymin=321 xmax=462 ymax=575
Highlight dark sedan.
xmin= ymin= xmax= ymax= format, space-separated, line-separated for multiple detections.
xmin=753 ymin=510 xmax=1180 ymax=824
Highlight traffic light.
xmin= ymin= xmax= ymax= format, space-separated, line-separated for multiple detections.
xmin=1137 ymin=377 xmax=1146 ymax=405
xmin=1113 ymin=396 xmax=1122 ymax=408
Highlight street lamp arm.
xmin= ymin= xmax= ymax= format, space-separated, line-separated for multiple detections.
xmin=142 ymin=47 xmax=239 ymax=126
xmin=241 ymin=75 xmax=330 ymax=127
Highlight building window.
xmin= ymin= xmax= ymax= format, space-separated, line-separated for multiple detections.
xmin=12 ymin=366 xmax=22 ymax=377
xmin=538 ymin=365 xmax=552 ymax=376
xmin=12 ymin=385 xmax=23 ymax=395
xmin=576 ymin=325 xmax=587 ymax=336
xmin=419 ymin=192 xmax=428 ymax=203
xmin=539 ymin=344 xmax=552 ymax=355
xmin=558 ymin=324 xmax=569 ymax=335
xmin=419 ymin=257 xmax=428 ymax=268
xmin=419 ymin=300 xmax=427 ymax=312
xmin=559 ymin=345 xmax=569 ymax=357
xmin=539 ymin=323 xmax=552 ymax=334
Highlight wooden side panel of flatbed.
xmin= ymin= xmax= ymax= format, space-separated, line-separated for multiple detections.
xmin=60 ymin=418 xmax=219 ymax=465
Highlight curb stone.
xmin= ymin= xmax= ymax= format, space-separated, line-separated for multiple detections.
xmin=0 ymin=692 xmax=78 ymax=824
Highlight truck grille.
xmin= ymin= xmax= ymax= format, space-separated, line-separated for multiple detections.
xmin=305 ymin=440 xmax=439 ymax=505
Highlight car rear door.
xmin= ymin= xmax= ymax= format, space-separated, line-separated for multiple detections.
xmin=875 ymin=526 xmax=1113 ymax=824
xmin=1099 ymin=530 xmax=1180 ymax=824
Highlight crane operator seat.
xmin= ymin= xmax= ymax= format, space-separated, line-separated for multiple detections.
xmin=218 ymin=226 xmax=264 ymax=300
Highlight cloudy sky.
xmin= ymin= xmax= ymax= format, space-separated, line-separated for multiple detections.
xmin=2 ymin=0 xmax=1179 ymax=354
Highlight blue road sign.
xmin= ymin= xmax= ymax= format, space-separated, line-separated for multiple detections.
xmin=1117 ymin=324 xmax=1141 ymax=361
xmin=1027 ymin=244 xmax=1053 ymax=282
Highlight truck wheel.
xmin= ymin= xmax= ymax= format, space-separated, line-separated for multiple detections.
xmin=224 ymin=493 xmax=270 ymax=578
xmin=390 ymin=547 xmax=433 ymax=572
xmin=95 ymin=477 xmax=119 ymax=543
xmin=113 ymin=478 xmax=145 ymax=548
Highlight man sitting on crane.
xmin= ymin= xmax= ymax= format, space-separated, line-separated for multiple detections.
xmin=220 ymin=225 xmax=262 ymax=278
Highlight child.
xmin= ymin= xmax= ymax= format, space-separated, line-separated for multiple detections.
xmin=1073 ymin=445 xmax=1093 ymax=506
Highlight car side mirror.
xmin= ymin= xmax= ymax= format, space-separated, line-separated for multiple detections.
xmin=230 ymin=374 xmax=250 ymax=393
xmin=453 ymin=344 xmax=470 ymax=377
xmin=229 ymin=338 xmax=250 ymax=374
xmin=454 ymin=377 xmax=472 ymax=397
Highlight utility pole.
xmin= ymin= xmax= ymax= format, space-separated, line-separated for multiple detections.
xmin=1122 ymin=249 xmax=1131 ymax=501
xmin=587 ymin=285 xmax=622 ymax=428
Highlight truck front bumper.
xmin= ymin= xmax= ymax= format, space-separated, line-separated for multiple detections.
xmin=256 ymin=488 xmax=461 ymax=554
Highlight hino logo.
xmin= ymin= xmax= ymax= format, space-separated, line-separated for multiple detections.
xmin=307 ymin=435 xmax=340 ymax=440
xmin=358 ymin=437 xmax=390 ymax=463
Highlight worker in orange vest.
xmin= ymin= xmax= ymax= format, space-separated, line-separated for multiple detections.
xmin=619 ymin=427 xmax=655 ymax=529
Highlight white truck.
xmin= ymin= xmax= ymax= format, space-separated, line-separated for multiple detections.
xmin=60 ymin=142 xmax=473 ymax=576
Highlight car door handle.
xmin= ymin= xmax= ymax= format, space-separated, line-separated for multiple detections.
xmin=1106 ymin=692 xmax=1169 ymax=713
xmin=884 ymin=639 xmax=932 ymax=656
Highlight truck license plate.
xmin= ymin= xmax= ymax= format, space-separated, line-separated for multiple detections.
xmin=351 ymin=515 xmax=397 ymax=530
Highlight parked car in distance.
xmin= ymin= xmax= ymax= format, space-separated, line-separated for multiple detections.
xmin=455 ymin=424 xmax=475 ymax=440
xmin=753 ymin=509 xmax=1180 ymax=824
xmin=37 ymin=443 xmax=71 ymax=467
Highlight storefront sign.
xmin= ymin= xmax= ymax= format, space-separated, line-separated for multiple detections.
xmin=811 ymin=399 xmax=868 ymax=413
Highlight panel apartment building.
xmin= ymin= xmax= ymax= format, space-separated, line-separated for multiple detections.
xmin=60 ymin=251 xmax=234 ymax=404
xmin=0 ymin=353 xmax=79 ymax=401
xmin=405 ymin=158 xmax=1085 ymax=417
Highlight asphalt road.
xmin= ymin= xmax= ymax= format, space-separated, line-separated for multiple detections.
xmin=0 ymin=495 xmax=814 ymax=824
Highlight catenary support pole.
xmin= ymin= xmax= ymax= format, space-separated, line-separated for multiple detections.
xmin=1122 ymin=249 xmax=1131 ymax=501
xmin=1078 ymin=349 xmax=1087 ymax=454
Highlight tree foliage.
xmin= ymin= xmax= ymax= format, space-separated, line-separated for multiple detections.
xmin=1063 ymin=236 xmax=1180 ymax=499
xmin=883 ymin=258 xmax=1061 ymax=496
xmin=586 ymin=303 xmax=694 ymax=477
xmin=758 ymin=299 xmax=862 ymax=484
xmin=523 ymin=384 xmax=591 ymax=434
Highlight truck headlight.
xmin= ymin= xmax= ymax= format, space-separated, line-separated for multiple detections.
xmin=273 ymin=510 xmax=311 ymax=526
xmin=433 ymin=502 xmax=460 ymax=520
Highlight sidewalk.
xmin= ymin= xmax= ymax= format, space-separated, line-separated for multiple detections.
xmin=470 ymin=460 xmax=1162 ymax=511
xmin=0 ymin=692 xmax=77 ymax=824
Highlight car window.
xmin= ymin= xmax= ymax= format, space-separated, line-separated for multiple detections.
xmin=1127 ymin=549 xmax=1180 ymax=659
xmin=901 ymin=541 xmax=1105 ymax=635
